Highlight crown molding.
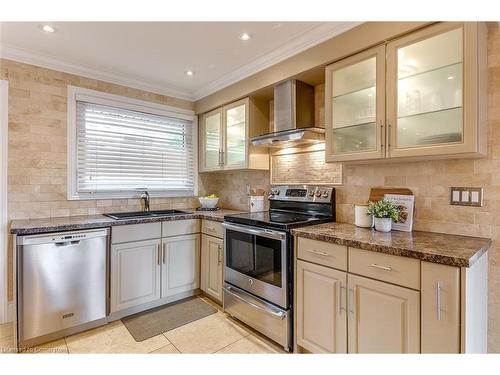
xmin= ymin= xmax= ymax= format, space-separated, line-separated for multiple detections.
xmin=0 ymin=44 xmax=194 ymax=101
xmin=192 ymin=21 xmax=362 ymax=100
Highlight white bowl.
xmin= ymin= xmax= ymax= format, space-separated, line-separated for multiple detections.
xmin=198 ymin=197 xmax=219 ymax=208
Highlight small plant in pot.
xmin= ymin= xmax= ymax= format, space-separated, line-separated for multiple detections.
xmin=366 ymin=199 xmax=400 ymax=232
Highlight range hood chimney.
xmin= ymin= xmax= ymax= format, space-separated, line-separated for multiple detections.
xmin=251 ymin=79 xmax=324 ymax=148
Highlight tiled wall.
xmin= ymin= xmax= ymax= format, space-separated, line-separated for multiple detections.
xmin=0 ymin=59 xmax=197 ymax=300
xmin=199 ymin=170 xmax=270 ymax=211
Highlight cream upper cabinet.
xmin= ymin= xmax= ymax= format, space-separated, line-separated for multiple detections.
xmin=199 ymin=97 xmax=269 ymax=172
xmin=325 ymin=45 xmax=386 ymax=162
xmin=325 ymin=22 xmax=486 ymax=163
xmin=421 ymin=261 xmax=460 ymax=353
xmin=199 ymin=108 xmax=223 ymax=171
xmin=296 ymin=260 xmax=347 ymax=353
xmin=386 ymin=22 xmax=486 ymax=158
xmin=347 ymin=273 xmax=420 ymax=353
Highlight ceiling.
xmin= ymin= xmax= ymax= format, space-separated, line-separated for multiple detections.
xmin=0 ymin=22 xmax=360 ymax=101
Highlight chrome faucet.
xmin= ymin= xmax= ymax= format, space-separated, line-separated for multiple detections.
xmin=140 ymin=191 xmax=150 ymax=212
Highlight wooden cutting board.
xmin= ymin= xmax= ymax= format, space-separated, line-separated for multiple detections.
xmin=368 ymin=188 xmax=413 ymax=203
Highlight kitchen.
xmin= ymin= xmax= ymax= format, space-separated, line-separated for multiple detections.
xmin=0 ymin=3 xmax=499 ymax=370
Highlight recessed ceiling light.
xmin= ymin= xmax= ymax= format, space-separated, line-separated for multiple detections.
xmin=447 ymin=76 xmax=454 ymax=80
xmin=186 ymin=70 xmax=194 ymax=76
xmin=239 ymin=32 xmax=251 ymax=41
xmin=42 ymin=24 xmax=55 ymax=33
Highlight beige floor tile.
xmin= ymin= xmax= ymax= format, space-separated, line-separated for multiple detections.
xmin=0 ymin=335 xmax=16 ymax=354
xmin=21 ymin=339 xmax=68 ymax=354
xmin=149 ymin=344 xmax=181 ymax=354
xmin=65 ymin=320 xmax=170 ymax=354
xmin=216 ymin=334 xmax=282 ymax=354
xmin=0 ymin=322 xmax=14 ymax=340
xmin=164 ymin=313 xmax=248 ymax=353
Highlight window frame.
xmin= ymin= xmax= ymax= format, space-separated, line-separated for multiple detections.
xmin=67 ymin=85 xmax=197 ymax=200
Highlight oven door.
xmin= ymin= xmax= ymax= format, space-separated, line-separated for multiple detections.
xmin=223 ymin=222 xmax=288 ymax=308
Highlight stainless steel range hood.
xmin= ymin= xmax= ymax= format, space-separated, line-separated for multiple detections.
xmin=251 ymin=79 xmax=324 ymax=148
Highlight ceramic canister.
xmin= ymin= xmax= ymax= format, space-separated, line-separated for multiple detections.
xmin=354 ymin=204 xmax=374 ymax=228
xmin=250 ymin=196 xmax=265 ymax=212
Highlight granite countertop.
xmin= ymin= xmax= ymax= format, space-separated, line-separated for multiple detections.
xmin=291 ymin=222 xmax=491 ymax=268
xmin=10 ymin=209 xmax=243 ymax=235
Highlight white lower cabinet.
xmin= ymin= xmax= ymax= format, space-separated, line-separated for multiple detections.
xmin=110 ymin=221 xmax=202 ymax=315
xmin=200 ymin=234 xmax=223 ymax=302
xmin=347 ymin=274 xmax=420 ymax=353
xmin=111 ymin=239 xmax=161 ymax=313
xmin=296 ymin=260 xmax=347 ymax=353
xmin=161 ymin=234 xmax=200 ymax=298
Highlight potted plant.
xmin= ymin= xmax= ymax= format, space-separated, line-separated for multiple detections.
xmin=366 ymin=199 xmax=400 ymax=232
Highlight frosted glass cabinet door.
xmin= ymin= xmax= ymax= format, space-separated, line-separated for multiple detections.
xmin=200 ymin=108 xmax=222 ymax=171
xmin=387 ymin=22 xmax=483 ymax=158
xmin=325 ymin=45 xmax=386 ymax=162
xmin=223 ymin=98 xmax=248 ymax=169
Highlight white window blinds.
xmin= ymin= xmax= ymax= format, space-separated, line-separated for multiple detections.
xmin=75 ymin=100 xmax=195 ymax=197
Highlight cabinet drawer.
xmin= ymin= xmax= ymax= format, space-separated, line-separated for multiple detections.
xmin=112 ymin=222 xmax=161 ymax=244
xmin=201 ymin=219 xmax=223 ymax=238
xmin=348 ymin=248 xmax=420 ymax=290
xmin=162 ymin=219 xmax=200 ymax=237
xmin=297 ymin=237 xmax=347 ymax=271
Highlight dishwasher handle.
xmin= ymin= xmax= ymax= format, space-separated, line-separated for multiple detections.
xmin=17 ymin=228 xmax=109 ymax=246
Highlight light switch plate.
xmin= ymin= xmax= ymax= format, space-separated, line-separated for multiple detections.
xmin=450 ymin=187 xmax=483 ymax=207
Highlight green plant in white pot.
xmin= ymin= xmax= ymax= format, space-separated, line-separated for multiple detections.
xmin=366 ymin=199 xmax=400 ymax=232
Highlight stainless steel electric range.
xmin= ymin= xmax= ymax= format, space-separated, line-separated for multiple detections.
xmin=222 ymin=185 xmax=336 ymax=351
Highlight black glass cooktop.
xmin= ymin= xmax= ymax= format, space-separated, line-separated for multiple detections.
xmin=224 ymin=210 xmax=333 ymax=230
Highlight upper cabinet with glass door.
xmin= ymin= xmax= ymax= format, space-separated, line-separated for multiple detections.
xmin=386 ymin=22 xmax=487 ymax=159
xmin=199 ymin=97 xmax=269 ymax=172
xmin=325 ymin=22 xmax=487 ymax=163
xmin=199 ymin=108 xmax=223 ymax=171
xmin=325 ymin=45 xmax=386 ymax=162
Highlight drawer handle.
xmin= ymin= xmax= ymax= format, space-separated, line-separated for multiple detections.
xmin=306 ymin=249 xmax=330 ymax=257
xmin=370 ymin=263 xmax=392 ymax=271
xmin=205 ymin=226 xmax=216 ymax=232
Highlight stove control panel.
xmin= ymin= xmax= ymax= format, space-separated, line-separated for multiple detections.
xmin=268 ymin=185 xmax=334 ymax=203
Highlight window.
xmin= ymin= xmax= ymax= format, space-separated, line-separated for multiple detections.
xmin=68 ymin=86 xmax=196 ymax=199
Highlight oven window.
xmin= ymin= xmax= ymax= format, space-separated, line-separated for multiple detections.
xmin=226 ymin=229 xmax=282 ymax=288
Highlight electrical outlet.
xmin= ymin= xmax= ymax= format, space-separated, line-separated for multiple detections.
xmin=450 ymin=187 xmax=483 ymax=207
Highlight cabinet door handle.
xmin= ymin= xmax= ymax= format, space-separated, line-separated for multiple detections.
xmin=380 ymin=121 xmax=384 ymax=149
xmin=339 ymin=283 xmax=346 ymax=314
xmin=305 ymin=249 xmax=330 ymax=257
xmin=162 ymin=242 xmax=166 ymax=264
xmin=157 ymin=243 xmax=161 ymax=265
xmin=370 ymin=263 xmax=392 ymax=271
xmin=436 ymin=281 xmax=442 ymax=321
xmin=387 ymin=121 xmax=391 ymax=149
xmin=348 ymin=287 xmax=354 ymax=315
xmin=218 ymin=244 xmax=223 ymax=263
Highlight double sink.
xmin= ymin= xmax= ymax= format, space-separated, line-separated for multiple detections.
xmin=104 ymin=209 xmax=191 ymax=220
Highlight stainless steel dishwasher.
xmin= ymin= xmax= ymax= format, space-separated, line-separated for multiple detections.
xmin=17 ymin=228 xmax=109 ymax=348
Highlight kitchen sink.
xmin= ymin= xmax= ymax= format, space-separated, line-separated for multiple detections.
xmin=104 ymin=209 xmax=191 ymax=220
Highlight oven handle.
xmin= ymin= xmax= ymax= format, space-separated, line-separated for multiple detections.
xmin=224 ymin=285 xmax=286 ymax=320
xmin=222 ymin=222 xmax=286 ymax=241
